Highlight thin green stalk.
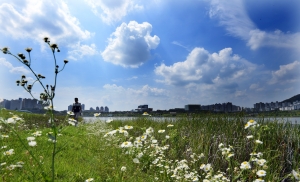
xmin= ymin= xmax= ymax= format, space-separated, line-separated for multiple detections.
xmin=2 ymin=122 xmax=48 ymax=180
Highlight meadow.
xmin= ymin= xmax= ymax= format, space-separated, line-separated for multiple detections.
xmin=0 ymin=109 xmax=300 ymax=182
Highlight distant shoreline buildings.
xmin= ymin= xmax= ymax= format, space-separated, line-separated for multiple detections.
xmin=1 ymin=97 xmax=300 ymax=113
xmin=0 ymin=98 xmax=44 ymax=111
xmin=67 ymin=104 xmax=109 ymax=112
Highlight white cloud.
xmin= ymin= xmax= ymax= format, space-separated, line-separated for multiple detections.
xmin=209 ymin=0 xmax=255 ymax=40
xmin=68 ymin=42 xmax=99 ymax=60
xmin=209 ymin=0 xmax=300 ymax=50
xmin=0 ymin=58 xmax=30 ymax=74
xmin=269 ymin=61 xmax=300 ymax=85
xmin=101 ymin=21 xmax=160 ymax=68
xmin=0 ymin=0 xmax=92 ymax=46
xmin=127 ymin=76 xmax=138 ymax=80
xmin=155 ymin=47 xmax=256 ymax=87
xmin=247 ymin=29 xmax=300 ymax=50
xmin=85 ymin=0 xmax=143 ymax=24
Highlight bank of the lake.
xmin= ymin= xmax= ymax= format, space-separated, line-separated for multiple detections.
xmin=83 ymin=116 xmax=300 ymax=125
xmin=1 ymin=109 xmax=300 ymax=181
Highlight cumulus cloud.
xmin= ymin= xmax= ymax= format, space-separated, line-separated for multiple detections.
xmin=269 ymin=61 xmax=300 ymax=85
xmin=101 ymin=21 xmax=160 ymax=68
xmin=68 ymin=43 xmax=99 ymax=60
xmin=209 ymin=0 xmax=300 ymax=50
xmin=155 ymin=47 xmax=256 ymax=87
xmin=85 ymin=0 xmax=143 ymax=24
xmin=0 ymin=0 xmax=91 ymax=46
xmin=0 ymin=58 xmax=30 ymax=74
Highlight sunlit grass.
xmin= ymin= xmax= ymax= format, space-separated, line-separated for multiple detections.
xmin=0 ymin=109 xmax=300 ymax=181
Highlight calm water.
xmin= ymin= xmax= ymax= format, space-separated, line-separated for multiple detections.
xmin=83 ymin=116 xmax=300 ymax=125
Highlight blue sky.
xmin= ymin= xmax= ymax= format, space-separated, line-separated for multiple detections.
xmin=0 ymin=0 xmax=300 ymax=111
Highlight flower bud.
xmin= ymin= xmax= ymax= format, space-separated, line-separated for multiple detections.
xmin=21 ymin=75 xmax=26 ymax=79
xmin=2 ymin=47 xmax=8 ymax=54
xmin=44 ymin=37 xmax=49 ymax=42
xmin=18 ymin=53 xmax=26 ymax=60
xmin=23 ymin=60 xmax=29 ymax=64
xmin=25 ymin=47 xmax=32 ymax=52
xmin=27 ymin=85 xmax=32 ymax=90
xmin=50 ymin=44 xmax=58 ymax=49
xmin=64 ymin=60 xmax=68 ymax=64
xmin=16 ymin=80 xmax=20 ymax=84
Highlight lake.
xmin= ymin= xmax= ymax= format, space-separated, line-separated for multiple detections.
xmin=83 ymin=116 xmax=300 ymax=125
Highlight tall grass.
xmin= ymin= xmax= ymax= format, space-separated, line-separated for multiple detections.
xmin=1 ymin=110 xmax=300 ymax=181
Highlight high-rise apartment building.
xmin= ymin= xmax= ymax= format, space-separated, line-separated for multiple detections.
xmin=10 ymin=98 xmax=22 ymax=110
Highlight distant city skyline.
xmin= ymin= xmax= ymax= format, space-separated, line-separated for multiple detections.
xmin=1 ymin=96 xmax=300 ymax=112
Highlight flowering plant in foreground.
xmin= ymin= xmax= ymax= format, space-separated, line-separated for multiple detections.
xmin=102 ymin=119 xmax=299 ymax=181
xmin=0 ymin=38 xmax=68 ymax=181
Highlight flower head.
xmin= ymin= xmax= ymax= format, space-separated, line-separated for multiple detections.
xmin=85 ymin=178 xmax=94 ymax=182
xmin=158 ymin=129 xmax=165 ymax=133
xmin=121 ymin=141 xmax=133 ymax=148
xmin=44 ymin=37 xmax=49 ymax=42
xmin=3 ymin=149 xmax=14 ymax=156
xmin=255 ymin=140 xmax=263 ymax=144
xmin=246 ymin=135 xmax=253 ymax=139
xmin=64 ymin=59 xmax=68 ymax=64
xmin=142 ymin=112 xmax=149 ymax=116
xmin=121 ymin=166 xmax=127 ymax=172
xmin=67 ymin=111 xmax=74 ymax=115
xmin=17 ymin=53 xmax=26 ymax=60
xmin=94 ymin=113 xmax=101 ymax=117
xmin=27 ymin=137 xmax=35 ymax=141
xmin=257 ymin=159 xmax=267 ymax=166
xmin=256 ymin=170 xmax=266 ymax=177
xmin=253 ymin=179 xmax=265 ymax=182
xmin=245 ymin=119 xmax=258 ymax=129
xmin=106 ymin=119 xmax=113 ymax=123
xmin=133 ymin=158 xmax=140 ymax=163
xmin=28 ymin=141 xmax=37 ymax=147
xmin=240 ymin=161 xmax=251 ymax=169
xmin=32 ymin=131 xmax=42 ymax=137
xmin=2 ymin=47 xmax=9 ymax=54
xmin=25 ymin=47 xmax=32 ymax=52
xmin=50 ymin=43 xmax=58 ymax=49
xmin=124 ymin=125 xmax=133 ymax=129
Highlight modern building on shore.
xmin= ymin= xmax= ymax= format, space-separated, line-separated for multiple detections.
xmin=135 ymin=104 xmax=153 ymax=112
xmin=185 ymin=104 xmax=201 ymax=112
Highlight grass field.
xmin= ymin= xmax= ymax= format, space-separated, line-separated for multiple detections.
xmin=0 ymin=109 xmax=300 ymax=181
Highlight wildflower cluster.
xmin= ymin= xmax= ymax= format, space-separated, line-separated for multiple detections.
xmin=102 ymin=118 xmax=300 ymax=181
xmin=231 ymin=119 xmax=268 ymax=181
xmin=218 ymin=143 xmax=235 ymax=160
xmin=104 ymin=121 xmax=231 ymax=181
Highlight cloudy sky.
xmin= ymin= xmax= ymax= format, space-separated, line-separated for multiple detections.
xmin=0 ymin=0 xmax=300 ymax=111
